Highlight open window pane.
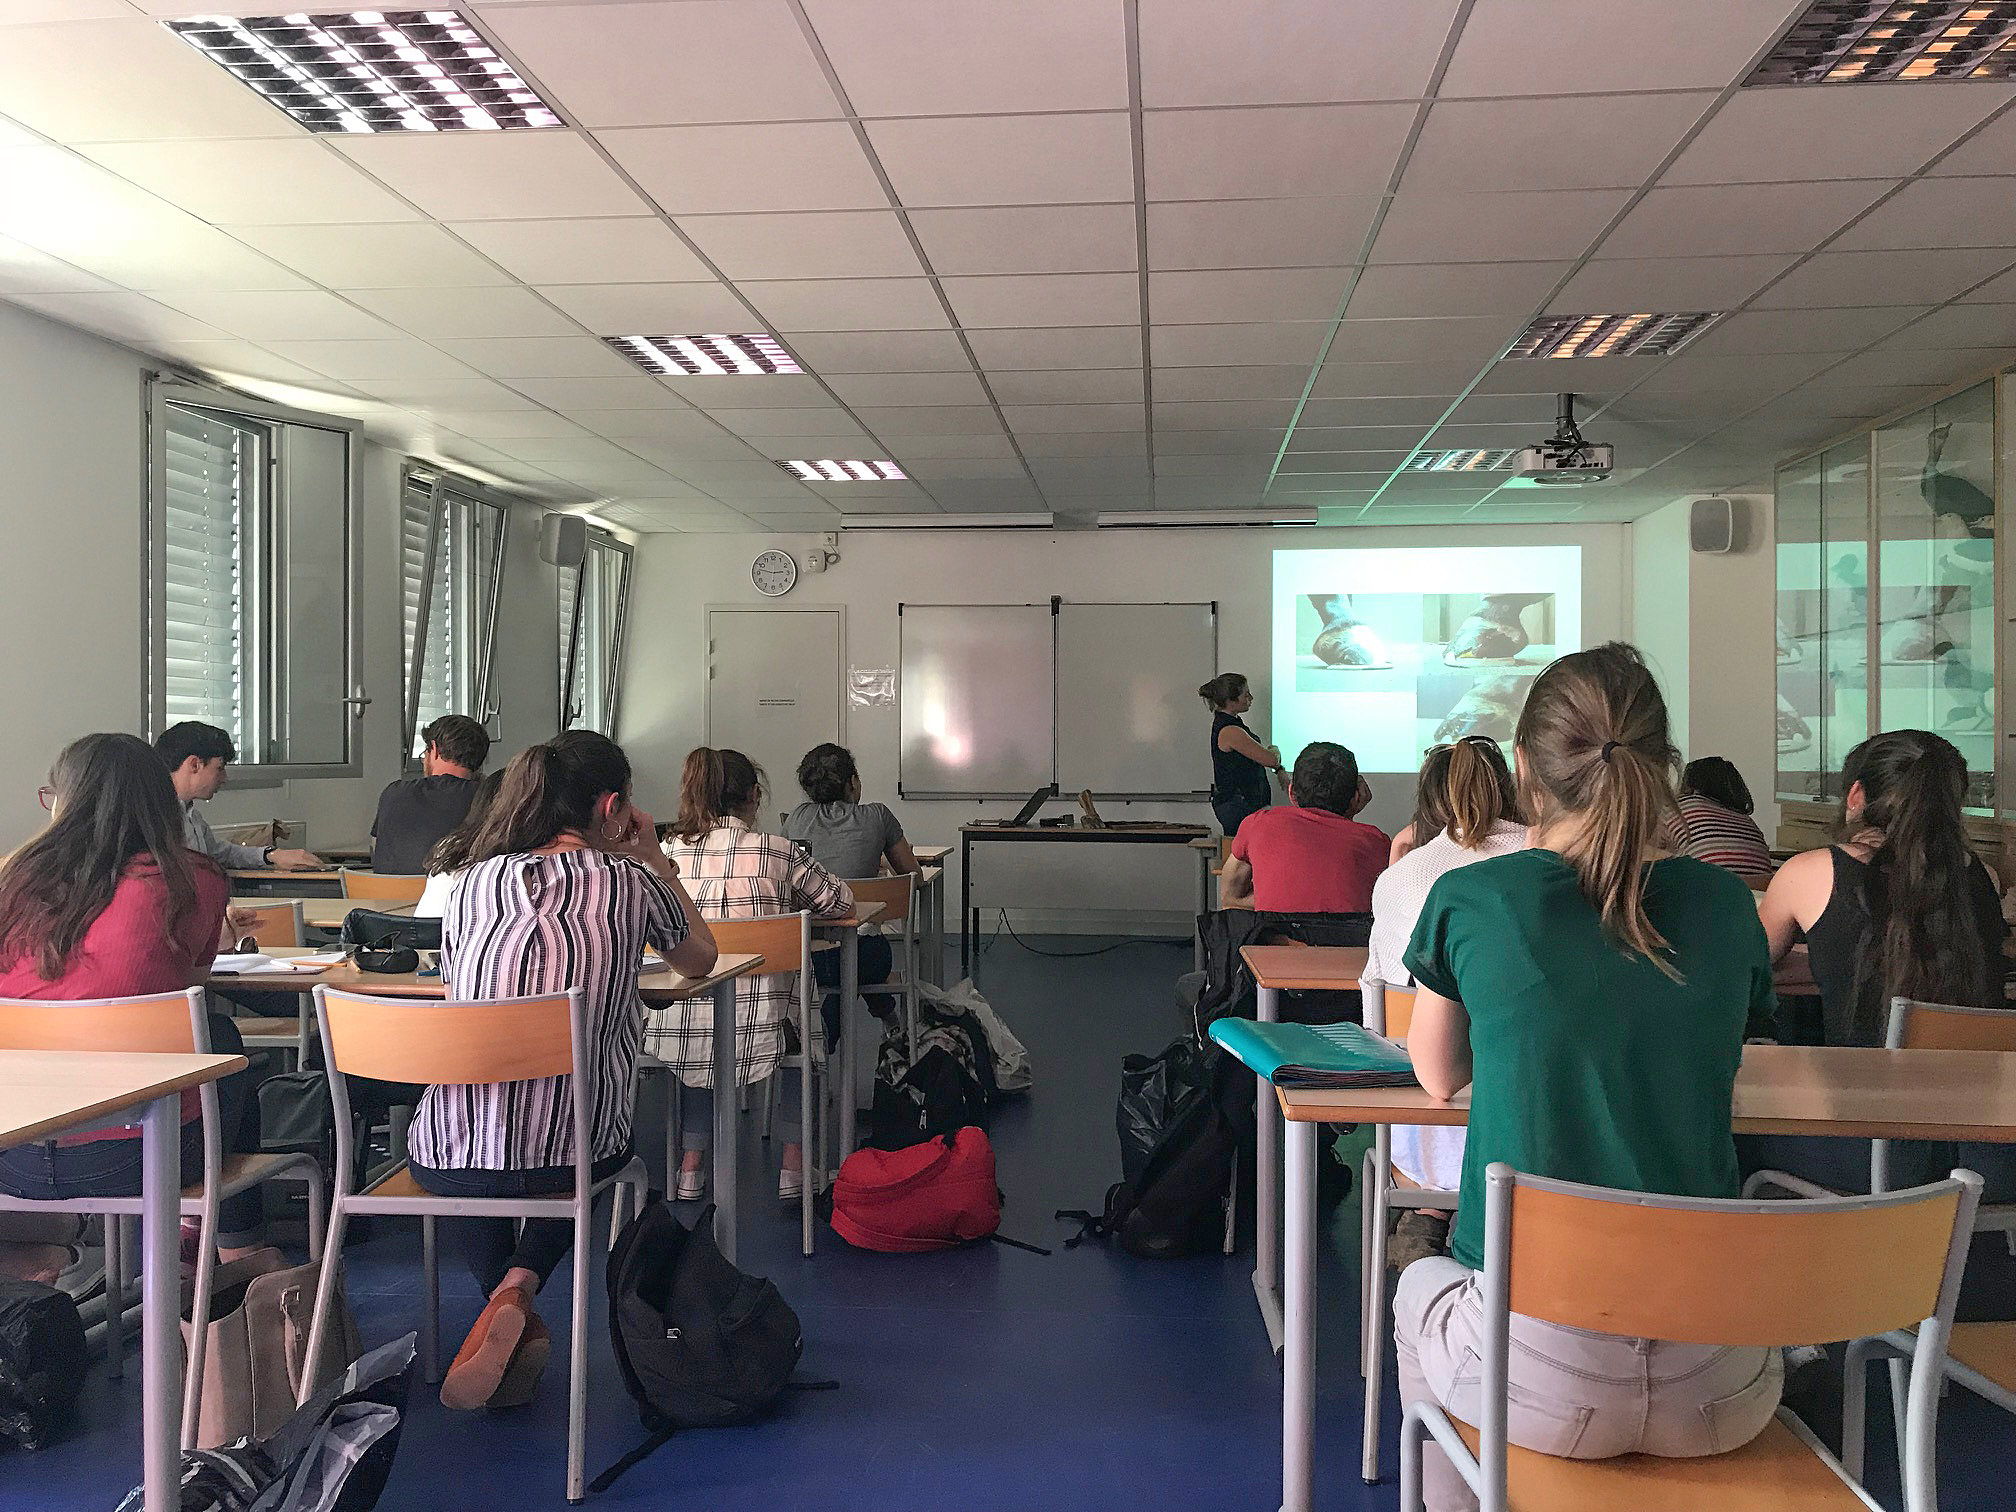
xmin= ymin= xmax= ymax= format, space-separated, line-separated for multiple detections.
xmin=161 ymin=406 xmax=252 ymax=750
xmin=401 ymin=469 xmax=509 ymax=763
xmin=560 ymin=530 xmax=632 ymax=735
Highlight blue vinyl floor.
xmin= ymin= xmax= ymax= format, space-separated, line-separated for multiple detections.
xmin=10 ymin=935 xmax=2016 ymax=1510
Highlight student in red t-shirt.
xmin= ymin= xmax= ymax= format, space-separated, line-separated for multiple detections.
xmin=0 ymin=733 xmax=267 ymax=1275
xmin=1222 ymin=740 xmax=1388 ymax=913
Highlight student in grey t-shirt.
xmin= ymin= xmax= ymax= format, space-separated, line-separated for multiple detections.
xmin=783 ymin=744 xmax=920 ymax=883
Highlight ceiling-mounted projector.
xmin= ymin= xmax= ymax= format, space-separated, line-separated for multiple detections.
xmin=1511 ymin=392 xmax=1613 ymax=485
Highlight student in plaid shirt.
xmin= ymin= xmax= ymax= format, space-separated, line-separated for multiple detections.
xmin=658 ymin=747 xmax=855 ymax=1205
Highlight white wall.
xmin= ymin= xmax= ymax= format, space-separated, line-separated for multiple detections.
xmin=1630 ymin=499 xmax=1693 ymax=754
xmin=620 ymin=522 xmax=1632 ymax=933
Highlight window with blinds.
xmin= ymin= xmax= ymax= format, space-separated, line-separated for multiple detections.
xmin=560 ymin=529 xmax=632 ymax=735
xmin=401 ymin=469 xmax=509 ymax=762
xmin=160 ymin=407 xmax=253 ymax=751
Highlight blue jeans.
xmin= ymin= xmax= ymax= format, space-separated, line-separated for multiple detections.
xmin=1214 ymin=793 xmax=1269 ymax=839
xmin=409 ymin=1150 xmax=632 ymax=1294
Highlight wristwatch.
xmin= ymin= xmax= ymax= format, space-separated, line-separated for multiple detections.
xmin=261 ymin=845 xmax=276 ymax=865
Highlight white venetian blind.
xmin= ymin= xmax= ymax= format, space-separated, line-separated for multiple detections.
xmin=401 ymin=482 xmax=454 ymax=755
xmin=161 ymin=406 xmax=248 ymax=748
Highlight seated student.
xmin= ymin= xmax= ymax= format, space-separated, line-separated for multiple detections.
xmin=784 ymin=742 xmax=912 ymax=999
xmin=660 ymin=748 xmax=857 ymax=1205
xmin=1220 ymin=741 xmax=1386 ymax=913
xmin=372 ymin=714 xmax=491 ymax=877
xmin=1398 ymin=644 xmax=1779 ymax=1511
xmin=415 ymin=770 xmax=503 ymax=919
xmin=410 ymin=731 xmax=715 ymax=1413
xmin=1754 ymin=729 xmax=2012 ymax=1194
xmin=1669 ymin=756 xmax=1774 ymax=882
xmin=1387 ymin=756 xmax=1453 ymax=869
xmin=0 ymin=733 xmax=269 ymax=1270
xmin=155 ymin=721 xmax=322 ymax=872
xmin=1363 ymin=735 xmax=1525 ymax=1241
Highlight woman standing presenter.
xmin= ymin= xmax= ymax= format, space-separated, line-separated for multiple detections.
xmin=1200 ymin=673 xmax=1283 ymax=838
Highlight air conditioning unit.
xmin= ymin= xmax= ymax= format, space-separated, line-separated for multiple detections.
xmin=1511 ymin=393 xmax=1614 ymax=485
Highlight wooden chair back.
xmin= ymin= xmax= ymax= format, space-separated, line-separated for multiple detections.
xmin=706 ymin=914 xmax=809 ymax=977
xmin=1381 ymin=988 xmax=1417 ymax=1041
xmin=1494 ymin=1165 xmax=1973 ymax=1347
xmin=1889 ymin=996 xmax=2016 ymax=1053
xmin=237 ymin=901 xmax=304 ymax=949
xmin=316 ymin=987 xmax=576 ymax=1085
xmin=0 ymin=989 xmax=204 ymax=1054
xmin=1219 ymin=836 xmax=1235 ymax=865
xmin=846 ymin=875 xmax=913 ymax=925
xmin=339 ymin=868 xmax=427 ymax=903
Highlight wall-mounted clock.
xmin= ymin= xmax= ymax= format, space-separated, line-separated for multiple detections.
xmin=751 ymin=548 xmax=799 ymax=597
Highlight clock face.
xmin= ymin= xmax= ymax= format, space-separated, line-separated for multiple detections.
xmin=751 ymin=548 xmax=798 ymax=597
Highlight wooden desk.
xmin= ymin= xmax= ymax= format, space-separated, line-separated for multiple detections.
xmin=0 ymin=1050 xmax=245 ymax=1512
xmin=912 ymin=844 xmax=952 ymax=865
xmin=812 ymin=904 xmax=883 ymax=1175
xmin=238 ymin=897 xmax=414 ymax=932
xmin=959 ymin=822 xmax=1212 ymax=981
xmin=1264 ymin=1044 xmax=2016 ymax=1512
xmin=916 ymin=865 xmax=947 ymax=988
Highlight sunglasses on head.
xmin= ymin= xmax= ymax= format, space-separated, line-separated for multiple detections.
xmin=1424 ymin=734 xmax=1503 ymax=758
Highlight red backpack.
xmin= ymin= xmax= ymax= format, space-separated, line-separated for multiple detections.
xmin=830 ymin=1129 xmax=1046 ymax=1255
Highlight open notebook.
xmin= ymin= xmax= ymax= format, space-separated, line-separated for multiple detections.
xmin=1208 ymin=1018 xmax=1418 ymax=1090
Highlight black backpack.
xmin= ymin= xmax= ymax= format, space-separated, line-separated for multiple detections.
xmin=1058 ymin=1037 xmax=1252 ymax=1260
xmin=0 ymin=1281 xmax=85 ymax=1451
xmin=592 ymin=1200 xmax=827 ymax=1493
xmin=867 ymin=1003 xmax=998 ymax=1150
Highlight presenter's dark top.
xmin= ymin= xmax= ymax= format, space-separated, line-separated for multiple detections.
xmin=1211 ymin=712 xmax=1272 ymax=810
xmin=372 ymin=773 xmax=479 ymax=876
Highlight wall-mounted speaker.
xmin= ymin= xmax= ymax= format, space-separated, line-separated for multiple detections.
xmin=1689 ymin=496 xmax=1735 ymax=554
xmin=539 ymin=512 xmax=587 ymax=568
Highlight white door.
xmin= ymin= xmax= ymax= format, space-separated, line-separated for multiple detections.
xmin=706 ymin=609 xmax=843 ymax=820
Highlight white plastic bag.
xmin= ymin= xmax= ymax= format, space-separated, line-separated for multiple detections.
xmin=920 ymin=978 xmax=1031 ymax=1093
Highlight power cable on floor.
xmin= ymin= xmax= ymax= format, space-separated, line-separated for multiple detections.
xmin=987 ymin=908 xmax=1187 ymax=959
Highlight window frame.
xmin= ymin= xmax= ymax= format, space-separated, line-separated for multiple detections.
xmin=559 ymin=527 xmax=634 ymax=736
xmin=400 ymin=464 xmax=511 ymax=769
xmin=145 ymin=379 xmax=364 ymax=781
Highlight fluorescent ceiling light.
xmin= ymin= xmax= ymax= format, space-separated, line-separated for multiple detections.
xmin=1403 ymin=449 xmax=1516 ymax=472
xmin=1748 ymin=1 xmax=2016 ymax=84
xmin=1094 ymin=509 xmax=1317 ymax=528
xmin=163 ymin=11 xmax=563 ymax=133
xmin=840 ymin=513 xmax=1052 ymax=529
xmin=604 ymin=334 xmax=800 ymax=377
xmin=782 ymin=459 xmax=907 ymax=482
xmin=1506 ymin=312 xmax=1723 ymax=360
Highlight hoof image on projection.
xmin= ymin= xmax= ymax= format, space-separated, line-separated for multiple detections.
xmin=1776 ymin=618 xmax=1803 ymax=666
xmin=1442 ymin=593 xmax=1551 ymax=666
xmin=1431 ymin=675 xmax=1530 ymax=744
xmin=1306 ymin=593 xmax=1393 ymax=669
xmin=1879 ymin=583 xmax=1962 ymax=665
xmin=1776 ymin=695 xmax=1813 ymax=756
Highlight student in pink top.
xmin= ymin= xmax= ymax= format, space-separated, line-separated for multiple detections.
xmin=0 ymin=733 xmax=265 ymax=1277
xmin=1221 ymin=741 xmax=1388 ymax=913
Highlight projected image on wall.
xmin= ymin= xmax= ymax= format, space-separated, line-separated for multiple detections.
xmin=1272 ymin=546 xmax=1581 ymax=773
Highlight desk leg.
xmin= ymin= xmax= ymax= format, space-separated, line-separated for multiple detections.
xmin=1194 ymin=846 xmax=1211 ymax=973
xmin=960 ymin=835 xmax=975 ymax=986
xmin=1282 ymin=1115 xmax=1317 ymax=1512
xmin=710 ymin=978 xmax=738 ymax=1267
xmin=929 ymin=872 xmax=947 ymax=987
xmin=1254 ymin=983 xmax=1283 ymax=1353
xmin=142 ymin=1092 xmax=181 ymax=1512
xmin=837 ymin=926 xmax=860 ymax=1169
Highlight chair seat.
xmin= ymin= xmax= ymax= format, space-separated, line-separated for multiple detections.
xmin=1949 ymin=1321 xmax=2016 ymax=1392
xmin=200 ymin=1151 xmax=318 ymax=1200
xmin=365 ymin=1165 xmax=425 ymax=1199
xmin=235 ymin=1017 xmax=301 ymax=1041
xmin=1451 ymin=1415 xmax=1868 ymax=1512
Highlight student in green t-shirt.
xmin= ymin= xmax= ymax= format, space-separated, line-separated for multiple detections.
xmin=1394 ymin=643 xmax=1782 ymax=1511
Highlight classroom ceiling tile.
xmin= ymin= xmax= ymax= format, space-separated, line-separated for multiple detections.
xmin=429 ymin=409 xmax=592 ymax=440
xmin=433 ymin=336 xmax=639 ymax=379
xmin=1153 ymin=365 xmax=1310 ymax=401
xmin=940 ymin=273 xmax=1140 ymax=329
xmin=710 ymin=410 xmax=870 ymax=441
xmin=1143 ymin=104 xmax=1415 ymax=200
xmin=253 ymin=339 xmax=481 ymax=382
xmin=882 ymin=433 xmax=1020 ymax=459
xmin=900 ymin=458 xmax=1032 ymax=482
xmin=1401 ymin=93 xmax=1713 ymax=192
xmin=1875 ymin=304 xmax=2016 ymax=350
xmin=928 ymin=480 xmax=1046 ymax=506
xmin=1548 ymin=254 xmax=1797 ymax=312
xmin=446 ymin=219 xmax=715 ymax=286
xmin=1595 ymin=180 xmax=1898 ymax=259
xmin=865 ymin=114 xmax=1135 ymax=208
xmin=741 ymin=510 xmax=848 ymax=531
xmin=568 ymin=408 xmax=736 ymax=440
xmin=1156 ymin=399 xmax=1298 ymax=431
xmin=1436 ymin=0 xmax=1820 ymax=96
xmin=1015 ymin=431 xmax=1147 ymax=459
xmin=677 ymin=212 xmax=924 ymax=281
xmin=334 ymin=132 xmax=650 ymax=220
xmin=1962 ymin=264 xmax=2016 ymax=303
xmin=1829 ymin=178 xmax=2016 ymax=252
xmin=1145 ymin=198 xmax=1377 ymax=271
xmin=1155 ymin=427 xmax=1283 ymax=455
xmin=1927 ymin=106 xmax=2016 ymax=176
xmin=965 ymin=325 xmax=1144 ymax=370
xmin=233 ymin=223 xmax=513 ymax=290
xmin=1661 ymin=83 xmax=2016 ymax=186
xmin=909 ymin=205 xmax=1139 ymax=276
xmin=0 ymin=233 xmax=111 ymax=295
xmin=483 ymin=1 xmax=840 ymax=127
xmin=1137 ymin=0 xmax=1455 ymax=106
xmin=508 ymin=377 xmax=690 ymax=410
xmin=1308 ymin=395 xmax=1457 ymax=427
xmin=809 ymin=481 xmax=932 ymax=506
xmin=1369 ymin=189 xmax=1631 ymax=265
xmin=986 ymin=369 xmax=1144 ymax=405
xmin=1751 ymin=249 xmax=2015 ymax=309
xmin=1474 ymin=353 xmax=1661 ymax=393
xmin=1808 ymin=346 xmax=2008 ymax=391
xmin=1003 ymin=403 xmax=1145 ymax=433
xmin=802 ymin=0 xmax=1127 ymax=116
xmin=1149 ymin=268 xmax=1350 ymax=323
xmin=534 ymin=281 xmax=753 ymax=331
xmin=667 ymin=373 xmax=835 ymax=408
xmin=851 ymin=404 xmax=1004 ymax=436
xmin=341 ymin=286 xmax=581 ymax=340
xmin=1309 ymin=359 xmax=1478 ymax=396
xmin=4 ymin=288 xmax=226 ymax=344
xmin=1324 ymin=316 xmax=1515 ymax=365
xmin=1345 ymin=261 xmax=1569 ymax=319
xmin=148 ymin=290 xmax=398 ymax=341
xmin=741 ymin=278 xmax=950 ymax=332
xmin=825 ymin=371 xmax=991 ymax=407
xmin=147 ymin=339 xmax=338 ymax=388
xmin=781 ymin=328 xmax=974 ymax=373
xmin=1149 ymin=322 xmax=1329 ymax=367
xmin=79 ymin=139 xmax=422 ymax=226
xmin=346 ymin=377 xmax=540 ymax=411
xmin=0 ymin=18 xmax=299 ymax=141
xmin=1284 ymin=421 xmax=1431 ymax=453
xmin=596 ymin=123 xmax=886 ymax=214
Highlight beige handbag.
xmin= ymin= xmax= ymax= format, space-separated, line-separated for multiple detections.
xmin=180 ymin=1248 xmax=359 ymax=1449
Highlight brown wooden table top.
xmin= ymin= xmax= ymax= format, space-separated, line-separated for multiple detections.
xmin=208 ymin=949 xmax=766 ymax=1004
xmin=0 ymin=1051 xmax=245 ymax=1149
xmin=1242 ymin=944 xmax=1369 ymax=992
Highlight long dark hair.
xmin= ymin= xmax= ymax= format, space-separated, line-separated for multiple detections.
xmin=455 ymin=731 xmax=632 ymax=865
xmin=1681 ymin=756 xmax=1753 ymax=815
xmin=0 ymin=733 xmax=209 ymax=979
xmin=1839 ymin=730 xmax=1995 ymax=1038
xmin=673 ymin=748 xmax=763 ymax=843
xmin=1515 ymin=643 xmax=1681 ymax=974
xmin=1408 ymin=745 xmax=1456 ymax=850
xmin=426 ymin=769 xmax=505 ymax=876
xmin=1443 ymin=736 xmax=1520 ymax=847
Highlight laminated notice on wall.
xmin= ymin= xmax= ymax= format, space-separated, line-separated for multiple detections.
xmin=849 ymin=666 xmax=896 ymax=708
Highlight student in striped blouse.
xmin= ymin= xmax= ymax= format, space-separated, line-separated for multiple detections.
xmin=1669 ymin=757 xmax=1774 ymax=883
xmin=410 ymin=730 xmax=716 ymax=1414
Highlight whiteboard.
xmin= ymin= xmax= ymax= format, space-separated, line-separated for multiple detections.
xmin=1056 ymin=602 xmax=1217 ymax=797
xmin=899 ymin=604 xmax=1054 ymax=797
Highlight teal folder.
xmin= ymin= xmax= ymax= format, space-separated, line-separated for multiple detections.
xmin=1208 ymin=1018 xmax=1418 ymax=1089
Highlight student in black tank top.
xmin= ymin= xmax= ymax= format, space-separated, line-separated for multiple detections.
xmin=1755 ymin=729 xmax=2014 ymax=1194
xmin=1198 ymin=673 xmax=1281 ymax=837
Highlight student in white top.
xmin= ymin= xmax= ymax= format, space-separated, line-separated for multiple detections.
xmin=1363 ymin=735 xmax=1526 ymax=1194
xmin=415 ymin=771 xmax=502 ymax=919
